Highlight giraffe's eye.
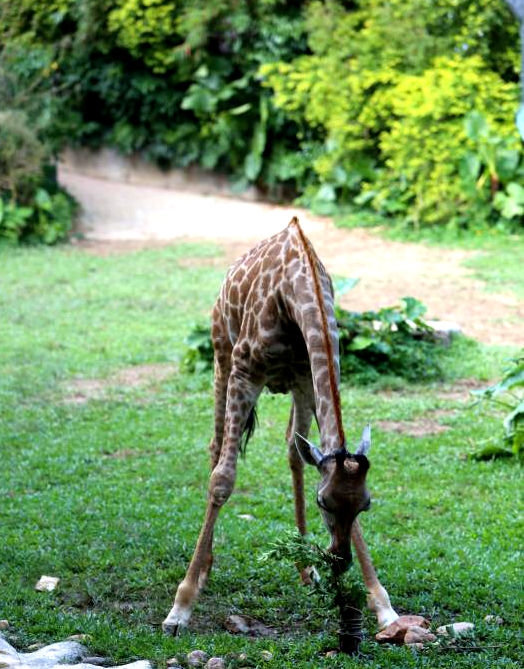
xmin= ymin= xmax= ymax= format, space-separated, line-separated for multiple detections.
xmin=317 ymin=495 xmax=335 ymax=512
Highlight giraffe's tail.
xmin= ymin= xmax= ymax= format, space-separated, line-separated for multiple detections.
xmin=239 ymin=405 xmax=258 ymax=457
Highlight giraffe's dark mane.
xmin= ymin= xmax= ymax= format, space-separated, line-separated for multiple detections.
xmin=288 ymin=217 xmax=345 ymax=448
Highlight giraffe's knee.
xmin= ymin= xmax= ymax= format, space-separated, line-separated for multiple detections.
xmin=209 ymin=466 xmax=235 ymax=507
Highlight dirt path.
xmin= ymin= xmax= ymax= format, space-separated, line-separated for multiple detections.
xmin=59 ymin=168 xmax=523 ymax=346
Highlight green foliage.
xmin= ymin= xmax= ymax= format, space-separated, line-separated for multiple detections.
xmin=470 ymin=354 xmax=524 ymax=460
xmin=0 ymin=110 xmax=47 ymax=199
xmin=0 ymin=111 xmax=76 ymax=243
xmin=261 ymin=0 xmax=522 ymax=228
xmin=262 ymin=530 xmax=366 ymax=652
xmin=2 ymin=0 xmax=523 ymax=230
xmin=181 ymin=323 xmax=214 ymax=373
xmin=336 ymin=297 xmax=445 ymax=383
xmin=0 ymin=3 xmax=78 ymax=244
xmin=0 ymin=199 xmax=33 ymax=241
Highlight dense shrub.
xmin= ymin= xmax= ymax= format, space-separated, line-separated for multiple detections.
xmin=2 ymin=0 xmax=522 ymax=230
xmin=261 ymin=0 xmax=522 ymax=228
xmin=0 ymin=4 xmax=78 ymax=244
xmin=0 ymin=111 xmax=76 ymax=244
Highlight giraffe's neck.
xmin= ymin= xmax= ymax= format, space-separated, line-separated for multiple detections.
xmin=288 ymin=219 xmax=345 ymax=454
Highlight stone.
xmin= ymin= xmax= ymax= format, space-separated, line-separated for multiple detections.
xmin=260 ymin=651 xmax=273 ymax=661
xmin=205 ymin=658 xmax=225 ymax=669
xmin=484 ymin=615 xmax=504 ymax=625
xmin=165 ymin=658 xmax=183 ymax=668
xmin=0 ymin=633 xmax=152 ymax=669
xmin=35 ymin=576 xmax=60 ymax=592
xmin=224 ymin=615 xmax=276 ymax=637
xmin=436 ymin=622 xmax=474 ymax=637
xmin=0 ymin=622 xmax=9 ymax=631
xmin=375 ymin=615 xmax=430 ymax=644
xmin=404 ymin=626 xmax=437 ymax=645
xmin=186 ymin=650 xmax=208 ymax=667
xmin=83 ymin=657 xmax=107 ymax=666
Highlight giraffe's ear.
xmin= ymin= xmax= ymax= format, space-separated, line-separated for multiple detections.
xmin=295 ymin=433 xmax=323 ymax=467
xmin=355 ymin=424 xmax=371 ymax=456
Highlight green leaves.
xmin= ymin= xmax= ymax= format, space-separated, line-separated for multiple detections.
xmin=471 ymin=355 xmax=524 ymax=459
xmin=494 ymin=183 xmax=524 ymax=220
xmin=0 ymin=199 xmax=33 ymax=241
xmin=336 ymin=296 xmax=443 ymax=383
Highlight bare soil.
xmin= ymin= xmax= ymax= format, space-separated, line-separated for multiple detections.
xmin=60 ymin=169 xmax=524 ymax=347
xmin=63 ymin=363 xmax=176 ymax=404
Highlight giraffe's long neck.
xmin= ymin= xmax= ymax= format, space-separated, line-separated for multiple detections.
xmin=288 ymin=219 xmax=345 ymax=453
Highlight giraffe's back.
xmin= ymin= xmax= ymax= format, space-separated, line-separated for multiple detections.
xmin=213 ymin=218 xmax=336 ymax=394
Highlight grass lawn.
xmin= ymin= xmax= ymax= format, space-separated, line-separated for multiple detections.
xmin=0 ymin=241 xmax=521 ymax=669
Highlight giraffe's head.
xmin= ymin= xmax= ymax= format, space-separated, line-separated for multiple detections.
xmin=295 ymin=425 xmax=371 ymax=573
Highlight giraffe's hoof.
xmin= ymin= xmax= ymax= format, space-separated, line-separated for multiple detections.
xmin=161 ymin=620 xmax=180 ymax=636
xmin=162 ymin=606 xmax=191 ymax=636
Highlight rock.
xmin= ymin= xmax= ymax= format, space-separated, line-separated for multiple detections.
xmin=436 ymin=622 xmax=474 ymax=637
xmin=237 ymin=514 xmax=254 ymax=521
xmin=484 ymin=615 xmax=504 ymax=625
xmin=260 ymin=651 xmax=273 ymax=661
xmin=165 ymin=658 xmax=183 ymax=668
xmin=83 ymin=657 xmax=107 ymax=666
xmin=186 ymin=650 xmax=208 ymax=667
xmin=404 ymin=626 xmax=437 ymax=645
xmin=0 ymin=621 xmax=9 ymax=631
xmin=375 ymin=615 xmax=430 ymax=644
xmin=205 ymin=658 xmax=225 ymax=669
xmin=224 ymin=615 xmax=276 ymax=637
xmin=0 ymin=634 xmax=152 ymax=669
xmin=35 ymin=576 xmax=60 ymax=592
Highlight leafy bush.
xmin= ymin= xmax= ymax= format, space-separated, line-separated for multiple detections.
xmin=0 ymin=110 xmax=46 ymax=201
xmin=470 ymin=355 xmax=524 ymax=460
xmin=261 ymin=0 xmax=522 ymax=228
xmin=364 ymin=58 xmax=521 ymax=229
xmin=336 ymin=297 xmax=444 ymax=383
xmin=0 ymin=112 xmax=76 ymax=244
xmin=3 ymin=0 xmax=522 ymax=230
xmin=181 ymin=324 xmax=215 ymax=373
xmin=0 ymin=8 xmax=77 ymax=244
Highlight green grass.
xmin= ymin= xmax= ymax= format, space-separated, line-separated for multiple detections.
xmin=0 ymin=242 xmax=522 ymax=668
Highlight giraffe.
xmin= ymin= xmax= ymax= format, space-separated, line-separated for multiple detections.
xmin=162 ymin=217 xmax=399 ymax=635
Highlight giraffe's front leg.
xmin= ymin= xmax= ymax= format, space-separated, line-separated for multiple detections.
xmin=162 ymin=462 xmax=235 ymax=635
xmin=351 ymin=520 xmax=399 ymax=630
xmin=163 ymin=373 xmax=260 ymax=635
xmin=162 ymin=504 xmax=219 ymax=634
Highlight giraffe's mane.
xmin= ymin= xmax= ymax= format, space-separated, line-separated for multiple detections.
xmin=288 ymin=217 xmax=345 ymax=448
